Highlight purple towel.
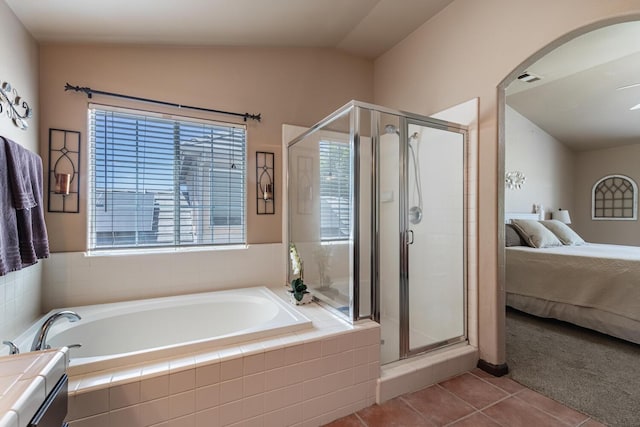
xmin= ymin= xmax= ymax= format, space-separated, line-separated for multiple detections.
xmin=0 ymin=139 xmax=21 ymax=275
xmin=0 ymin=136 xmax=49 ymax=276
xmin=3 ymin=137 xmax=37 ymax=210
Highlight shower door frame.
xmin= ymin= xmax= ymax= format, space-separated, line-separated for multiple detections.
xmin=285 ymin=100 xmax=469 ymax=355
xmin=371 ymin=109 xmax=469 ymax=361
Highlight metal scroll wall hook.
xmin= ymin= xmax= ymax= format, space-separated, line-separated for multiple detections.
xmin=0 ymin=81 xmax=33 ymax=130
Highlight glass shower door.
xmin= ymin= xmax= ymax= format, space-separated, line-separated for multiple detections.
xmin=404 ymin=121 xmax=466 ymax=355
xmin=378 ymin=115 xmax=466 ymax=364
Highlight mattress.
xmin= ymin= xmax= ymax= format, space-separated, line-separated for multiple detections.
xmin=506 ymin=243 xmax=640 ymax=343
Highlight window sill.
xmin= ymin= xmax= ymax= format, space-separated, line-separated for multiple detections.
xmin=320 ymin=240 xmax=350 ymax=246
xmin=85 ymin=244 xmax=249 ymax=257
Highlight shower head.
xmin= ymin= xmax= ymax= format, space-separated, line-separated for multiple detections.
xmin=384 ymin=124 xmax=399 ymax=135
xmin=384 ymin=123 xmax=423 ymax=225
xmin=384 ymin=125 xmax=420 ymax=142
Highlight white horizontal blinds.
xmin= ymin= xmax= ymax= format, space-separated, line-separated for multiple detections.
xmin=319 ymin=139 xmax=351 ymax=241
xmin=88 ymin=106 xmax=246 ymax=251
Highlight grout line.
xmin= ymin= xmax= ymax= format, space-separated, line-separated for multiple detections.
xmin=397 ymin=395 xmax=436 ymax=426
xmin=437 ymin=377 xmax=513 ymax=412
xmin=466 ymin=370 xmax=515 ymax=396
xmin=576 ymin=417 xmax=602 ymax=427
xmin=442 ymin=410 xmax=482 ymax=427
xmin=434 ymin=382 xmax=483 ymax=410
xmin=353 ymin=412 xmax=368 ymax=426
xmin=511 ymin=393 xmax=579 ymax=427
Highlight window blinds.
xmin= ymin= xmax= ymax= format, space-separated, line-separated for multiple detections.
xmin=318 ymin=140 xmax=351 ymax=241
xmin=88 ymin=106 xmax=246 ymax=251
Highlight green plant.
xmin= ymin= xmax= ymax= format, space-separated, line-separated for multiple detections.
xmin=290 ymin=277 xmax=308 ymax=301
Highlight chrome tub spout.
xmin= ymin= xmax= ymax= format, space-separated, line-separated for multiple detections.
xmin=31 ymin=310 xmax=81 ymax=351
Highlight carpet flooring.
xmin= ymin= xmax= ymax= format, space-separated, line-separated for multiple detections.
xmin=506 ymin=308 xmax=640 ymax=427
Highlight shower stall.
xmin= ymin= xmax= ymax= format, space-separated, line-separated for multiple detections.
xmin=287 ymin=101 xmax=467 ymax=364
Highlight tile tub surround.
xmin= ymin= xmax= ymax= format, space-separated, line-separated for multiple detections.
xmin=0 ymin=348 xmax=68 ymax=427
xmin=65 ymin=296 xmax=380 ymax=427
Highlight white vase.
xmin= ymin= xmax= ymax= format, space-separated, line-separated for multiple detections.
xmin=289 ymin=292 xmax=313 ymax=305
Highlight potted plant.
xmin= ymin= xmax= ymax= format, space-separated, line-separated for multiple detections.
xmin=289 ymin=243 xmax=312 ymax=305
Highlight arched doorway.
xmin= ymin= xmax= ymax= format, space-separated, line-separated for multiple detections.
xmin=497 ymin=17 xmax=640 ymax=425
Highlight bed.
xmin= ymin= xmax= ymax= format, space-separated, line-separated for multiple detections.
xmin=505 ymin=213 xmax=640 ymax=345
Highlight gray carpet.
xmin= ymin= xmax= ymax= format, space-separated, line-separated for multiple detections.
xmin=506 ymin=308 xmax=640 ymax=427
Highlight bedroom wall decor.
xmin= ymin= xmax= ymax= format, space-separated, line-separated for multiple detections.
xmin=505 ymin=170 xmax=526 ymax=189
xmin=48 ymin=128 xmax=81 ymax=213
xmin=0 ymin=80 xmax=32 ymax=130
xmin=592 ymin=174 xmax=637 ymax=220
xmin=256 ymin=151 xmax=274 ymax=214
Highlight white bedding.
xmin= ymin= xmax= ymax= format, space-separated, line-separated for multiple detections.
xmin=506 ymin=243 xmax=640 ymax=344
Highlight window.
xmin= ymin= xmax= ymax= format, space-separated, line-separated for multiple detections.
xmin=592 ymin=174 xmax=637 ymax=220
xmin=88 ymin=105 xmax=246 ymax=252
xmin=319 ymin=140 xmax=351 ymax=241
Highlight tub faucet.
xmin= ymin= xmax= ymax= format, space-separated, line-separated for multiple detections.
xmin=2 ymin=341 xmax=19 ymax=355
xmin=31 ymin=310 xmax=81 ymax=351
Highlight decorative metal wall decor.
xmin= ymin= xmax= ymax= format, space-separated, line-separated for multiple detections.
xmin=505 ymin=170 xmax=526 ymax=189
xmin=0 ymin=81 xmax=33 ymax=130
xmin=48 ymin=128 xmax=81 ymax=213
xmin=256 ymin=151 xmax=275 ymax=214
xmin=592 ymin=174 xmax=638 ymax=220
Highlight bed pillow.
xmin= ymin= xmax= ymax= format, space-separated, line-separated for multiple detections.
xmin=540 ymin=220 xmax=585 ymax=246
xmin=505 ymin=224 xmax=527 ymax=247
xmin=511 ymin=219 xmax=563 ymax=248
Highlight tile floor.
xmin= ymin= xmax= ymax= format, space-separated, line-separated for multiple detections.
xmin=325 ymin=368 xmax=606 ymax=427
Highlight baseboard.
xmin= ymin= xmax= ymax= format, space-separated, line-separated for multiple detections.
xmin=477 ymin=359 xmax=509 ymax=377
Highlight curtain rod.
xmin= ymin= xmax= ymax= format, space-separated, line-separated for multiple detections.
xmin=64 ymin=83 xmax=261 ymax=122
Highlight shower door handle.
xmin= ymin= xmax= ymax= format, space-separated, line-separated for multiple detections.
xmin=406 ymin=230 xmax=414 ymax=245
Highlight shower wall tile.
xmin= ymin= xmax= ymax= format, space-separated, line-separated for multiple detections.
xmin=0 ymin=263 xmax=42 ymax=347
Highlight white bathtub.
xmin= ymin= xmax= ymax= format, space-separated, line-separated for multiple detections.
xmin=14 ymin=286 xmax=312 ymax=376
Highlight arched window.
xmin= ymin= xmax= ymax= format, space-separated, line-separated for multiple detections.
xmin=592 ymin=174 xmax=637 ymax=220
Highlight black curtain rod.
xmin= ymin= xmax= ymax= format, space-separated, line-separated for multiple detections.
xmin=64 ymin=83 xmax=261 ymax=122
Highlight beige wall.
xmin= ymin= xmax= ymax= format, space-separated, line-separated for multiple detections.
xmin=505 ymin=106 xmax=575 ymax=219
xmin=374 ymin=0 xmax=640 ymax=366
xmin=574 ymin=143 xmax=640 ymax=245
xmin=0 ymin=2 xmax=43 ymax=341
xmin=40 ymin=44 xmax=374 ymax=252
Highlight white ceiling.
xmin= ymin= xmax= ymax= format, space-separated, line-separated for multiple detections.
xmin=4 ymin=0 xmax=453 ymax=59
xmin=506 ymin=21 xmax=640 ymax=152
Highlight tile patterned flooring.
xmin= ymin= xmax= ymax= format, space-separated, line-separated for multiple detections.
xmin=326 ymin=369 xmax=606 ymax=427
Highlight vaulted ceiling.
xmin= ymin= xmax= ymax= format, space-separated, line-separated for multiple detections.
xmin=7 ymin=0 xmax=640 ymax=150
xmin=506 ymin=21 xmax=640 ymax=151
xmin=5 ymin=0 xmax=453 ymax=59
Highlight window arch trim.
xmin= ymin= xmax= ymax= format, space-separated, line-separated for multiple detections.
xmin=591 ymin=174 xmax=638 ymax=221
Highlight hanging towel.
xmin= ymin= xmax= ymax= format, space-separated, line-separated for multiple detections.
xmin=0 ymin=136 xmax=49 ymax=276
xmin=3 ymin=137 xmax=37 ymax=210
xmin=0 ymin=139 xmax=22 ymax=275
